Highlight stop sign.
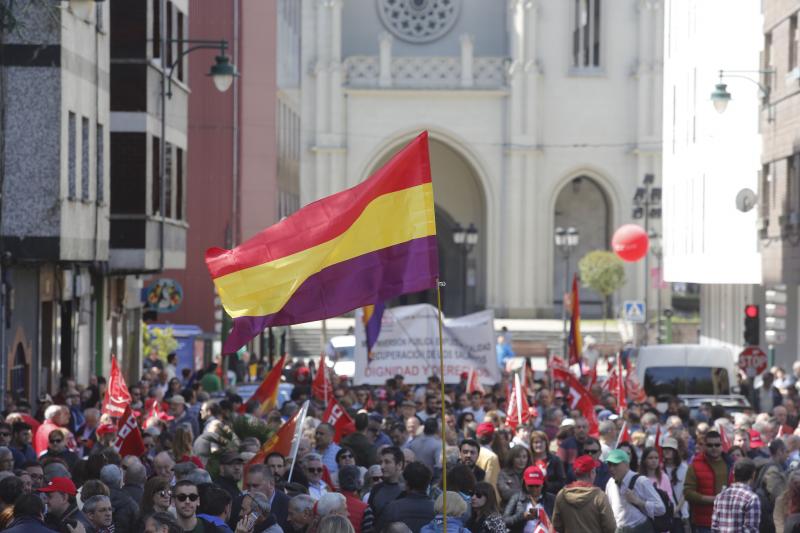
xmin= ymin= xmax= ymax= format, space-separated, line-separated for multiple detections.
xmin=739 ymin=346 xmax=767 ymax=377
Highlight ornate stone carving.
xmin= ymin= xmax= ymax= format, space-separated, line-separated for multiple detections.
xmin=377 ymin=0 xmax=461 ymax=43
xmin=344 ymin=55 xmax=507 ymax=89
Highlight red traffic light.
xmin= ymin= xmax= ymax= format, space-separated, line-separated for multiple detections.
xmin=745 ymin=305 xmax=759 ymax=318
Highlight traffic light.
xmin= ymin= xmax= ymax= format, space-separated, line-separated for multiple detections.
xmin=744 ymin=304 xmax=760 ymax=346
xmin=765 ymin=285 xmax=788 ymax=345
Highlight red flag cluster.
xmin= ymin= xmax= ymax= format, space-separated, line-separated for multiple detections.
xmin=100 ymin=355 xmax=148 ymax=457
xmin=114 ymin=404 xmax=145 ymax=457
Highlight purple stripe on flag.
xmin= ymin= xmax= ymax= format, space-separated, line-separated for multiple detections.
xmin=223 ymin=236 xmax=439 ymax=353
xmin=365 ymin=301 xmax=385 ymax=354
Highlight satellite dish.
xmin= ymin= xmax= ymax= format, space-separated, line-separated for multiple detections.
xmin=735 ymin=188 xmax=758 ymax=213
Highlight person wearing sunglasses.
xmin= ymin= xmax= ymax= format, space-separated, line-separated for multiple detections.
xmin=684 ymin=431 xmax=729 ymax=533
xmin=10 ymin=422 xmax=36 ymax=469
xmin=174 ymin=480 xmax=217 ymax=533
xmin=141 ymin=476 xmax=172 ymax=518
xmin=303 ymin=453 xmax=330 ymax=500
xmin=40 ymin=429 xmax=78 ymax=469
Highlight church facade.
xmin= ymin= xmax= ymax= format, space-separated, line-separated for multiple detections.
xmin=295 ymin=0 xmax=663 ymax=318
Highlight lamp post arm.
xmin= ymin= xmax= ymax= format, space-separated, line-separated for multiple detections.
xmin=718 ymin=69 xmax=774 ymax=101
xmin=164 ymin=39 xmax=229 ymax=98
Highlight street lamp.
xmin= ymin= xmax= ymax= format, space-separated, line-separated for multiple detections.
xmin=453 ymin=222 xmax=478 ymax=315
xmin=159 ymin=39 xmax=238 ymax=271
xmin=555 ymin=226 xmax=579 ymax=357
xmin=710 ymin=69 xmax=774 ymax=121
xmin=632 ymin=174 xmax=661 ymax=340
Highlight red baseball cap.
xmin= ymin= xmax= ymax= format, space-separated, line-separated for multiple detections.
xmin=573 ymin=454 xmax=601 ymax=476
xmin=96 ymin=423 xmax=116 ymax=436
xmin=476 ymin=422 xmax=495 ymax=438
xmin=523 ymin=466 xmax=545 ymax=486
xmin=37 ymin=477 xmax=77 ymax=496
xmin=749 ymin=429 xmax=764 ymax=448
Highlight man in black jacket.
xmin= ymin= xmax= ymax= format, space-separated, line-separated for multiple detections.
xmin=368 ymin=446 xmax=406 ymax=521
xmin=39 ymin=477 xmax=92 ymax=533
xmin=100 ymin=464 xmax=139 ymax=533
xmin=375 ymin=461 xmax=434 ymax=533
xmin=214 ymin=451 xmax=245 ymax=501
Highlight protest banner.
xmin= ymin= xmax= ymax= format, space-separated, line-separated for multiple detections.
xmin=354 ymin=303 xmax=499 ymax=385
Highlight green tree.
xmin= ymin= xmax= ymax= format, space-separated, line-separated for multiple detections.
xmin=142 ymin=324 xmax=179 ymax=362
xmin=578 ymin=250 xmax=626 ymax=340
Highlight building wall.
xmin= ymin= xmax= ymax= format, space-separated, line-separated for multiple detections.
xmin=301 ymin=0 xmax=662 ymax=319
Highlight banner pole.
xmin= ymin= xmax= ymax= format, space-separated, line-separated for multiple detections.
xmin=435 ymin=279 xmax=448 ymax=531
xmin=287 ymin=401 xmax=310 ymax=482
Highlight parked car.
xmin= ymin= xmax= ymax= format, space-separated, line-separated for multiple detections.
xmin=325 ymin=335 xmax=356 ymax=378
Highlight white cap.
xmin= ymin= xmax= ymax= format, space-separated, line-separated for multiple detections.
xmin=560 ymin=418 xmax=576 ymax=428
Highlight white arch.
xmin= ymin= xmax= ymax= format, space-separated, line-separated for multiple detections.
xmin=356 ymin=126 xmax=496 ymax=213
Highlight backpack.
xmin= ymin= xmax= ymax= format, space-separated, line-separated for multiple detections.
xmin=628 ymin=474 xmax=675 ymax=532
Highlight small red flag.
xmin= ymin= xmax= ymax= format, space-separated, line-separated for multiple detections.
xmin=467 ymin=368 xmax=485 ymax=395
xmin=240 ymin=355 xmax=286 ymax=415
xmin=321 ymin=400 xmax=356 ymax=442
xmin=113 ymin=404 xmax=145 ymax=458
xmin=716 ymin=422 xmax=731 ymax=452
xmin=563 ymin=372 xmax=599 ymax=436
xmin=143 ymin=401 xmax=174 ymax=429
xmin=312 ymin=354 xmax=335 ymax=403
xmin=533 ymin=507 xmax=554 ymax=533
xmin=507 ymin=373 xmax=531 ymax=429
xmin=616 ymin=421 xmax=631 ymax=447
xmin=103 ymin=355 xmax=132 ymax=417
xmin=248 ymin=401 xmax=309 ymax=467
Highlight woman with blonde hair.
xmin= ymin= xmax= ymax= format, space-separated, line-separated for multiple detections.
xmin=420 ymin=491 xmax=472 ymax=533
xmin=528 ymin=431 xmax=566 ymax=494
xmin=318 ymin=514 xmax=356 ymax=533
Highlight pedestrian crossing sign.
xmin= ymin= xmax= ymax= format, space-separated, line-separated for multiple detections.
xmin=623 ymin=300 xmax=646 ymax=323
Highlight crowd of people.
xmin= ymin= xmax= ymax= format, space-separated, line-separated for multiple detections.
xmin=2 ymin=351 xmax=800 ymax=533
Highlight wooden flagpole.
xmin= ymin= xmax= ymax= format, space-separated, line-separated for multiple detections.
xmin=435 ymin=279 xmax=448 ymax=531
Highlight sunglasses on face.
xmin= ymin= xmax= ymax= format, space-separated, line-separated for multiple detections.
xmin=0 ymin=432 xmax=10 ymax=438
xmin=307 ymin=467 xmax=323 ymax=474
xmin=339 ymin=454 xmax=353 ymax=460
xmin=372 ymin=476 xmax=383 ymax=482
xmin=157 ymin=490 xmax=170 ymax=498
xmin=175 ymin=493 xmax=199 ymax=502
xmin=50 ymin=439 xmax=63 ymax=444
xmin=705 ymin=443 xmax=721 ymax=448
xmin=584 ymin=449 xmax=600 ymax=454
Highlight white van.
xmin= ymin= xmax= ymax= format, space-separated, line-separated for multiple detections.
xmin=634 ymin=344 xmax=745 ymax=404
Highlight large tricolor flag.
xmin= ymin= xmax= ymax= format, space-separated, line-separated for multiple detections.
xmin=240 ymin=355 xmax=286 ymax=415
xmin=207 ymin=132 xmax=438 ymax=353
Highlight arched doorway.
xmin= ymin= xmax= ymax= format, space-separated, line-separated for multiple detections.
xmin=368 ymin=137 xmax=486 ymax=317
xmin=553 ymin=176 xmax=611 ymax=318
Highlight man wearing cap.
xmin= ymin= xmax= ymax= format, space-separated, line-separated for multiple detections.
xmin=604 ymin=449 xmax=665 ymax=533
xmin=215 ymin=451 xmax=245 ymax=501
xmin=684 ymin=430 xmax=729 ymax=533
xmin=503 ymin=466 xmax=555 ymax=533
xmin=40 ymin=477 xmax=92 ymax=533
xmin=168 ymin=393 xmax=200 ymax=437
xmin=475 ymin=422 xmax=501 ymax=487
xmin=552 ymin=455 xmax=616 ymax=533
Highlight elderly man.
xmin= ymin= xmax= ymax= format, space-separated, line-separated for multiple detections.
xmin=34 ymin=405 xmax=72 ymax=456
xmin=153 ymin=451 xmax=175 ymax=481
xmin=167 ymin=395 xmax=200 ymax=437
xmin=303 ymin=453 xmax=329 ymax=500
xmin=83 ymin=494 xmax=114 ymax=533
xmin=121 ymin=457 xmax=146 ymax=506
xmin=287 ymin=495 xmax=315 ymax=533
xmin=100 ymin=464 xmax=139 ymax=533
xmin=314 ymin=423 xmax=341 ymax=475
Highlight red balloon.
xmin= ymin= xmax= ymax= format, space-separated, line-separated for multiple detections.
xmin=612 ymin=224 xmax=649 ymax=262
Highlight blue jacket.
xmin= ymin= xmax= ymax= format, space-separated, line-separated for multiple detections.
xmin=420 ymin=515 xmax=472 ymax=533
xmin=3 ymin=516 xmax=59 ymax=533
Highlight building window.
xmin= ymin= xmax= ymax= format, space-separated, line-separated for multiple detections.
xmin=788 ymin=154 xmax=799 ymax=214
xmin=791 ymin=14 xmax=799 ymax=72
xmin=573 ymin=0 xmax=601 ymax=69
xmin=177 ymin=10 xmax=185 ymax=82
xmin=81 ymin=117 xmax=90 ymax=201
xmin=96 ymin=124 xmax=104 ymax=203
xmin=152 ymin=136 xmax=160 ymax=215
xmin=152 ymin=0 xmax=161 ymax=59
xmin=764 ymin=32 xmax=773 ymax=93
xmin=68 ymin=112 xmax=76 ymax=200
xmin=164 ymin=142 xmax=172 ymax=219
xmin=176 ymin=147 xmax=184 ymax=220
xmin=761 ymin=163 xmax=771 ymax=218
xmin=166 ymin=1 xmax=173 ymax=71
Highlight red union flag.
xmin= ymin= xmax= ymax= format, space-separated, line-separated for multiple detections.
xmin=102 ymin=355 xmax=132 ymax=417
xmin=322 ymin=400 xmax=356 ymax=442
xmin=114 ymin=404 xmax=145 ymax=457
xmin=312 ymin=353 xmax=335 ymax=403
